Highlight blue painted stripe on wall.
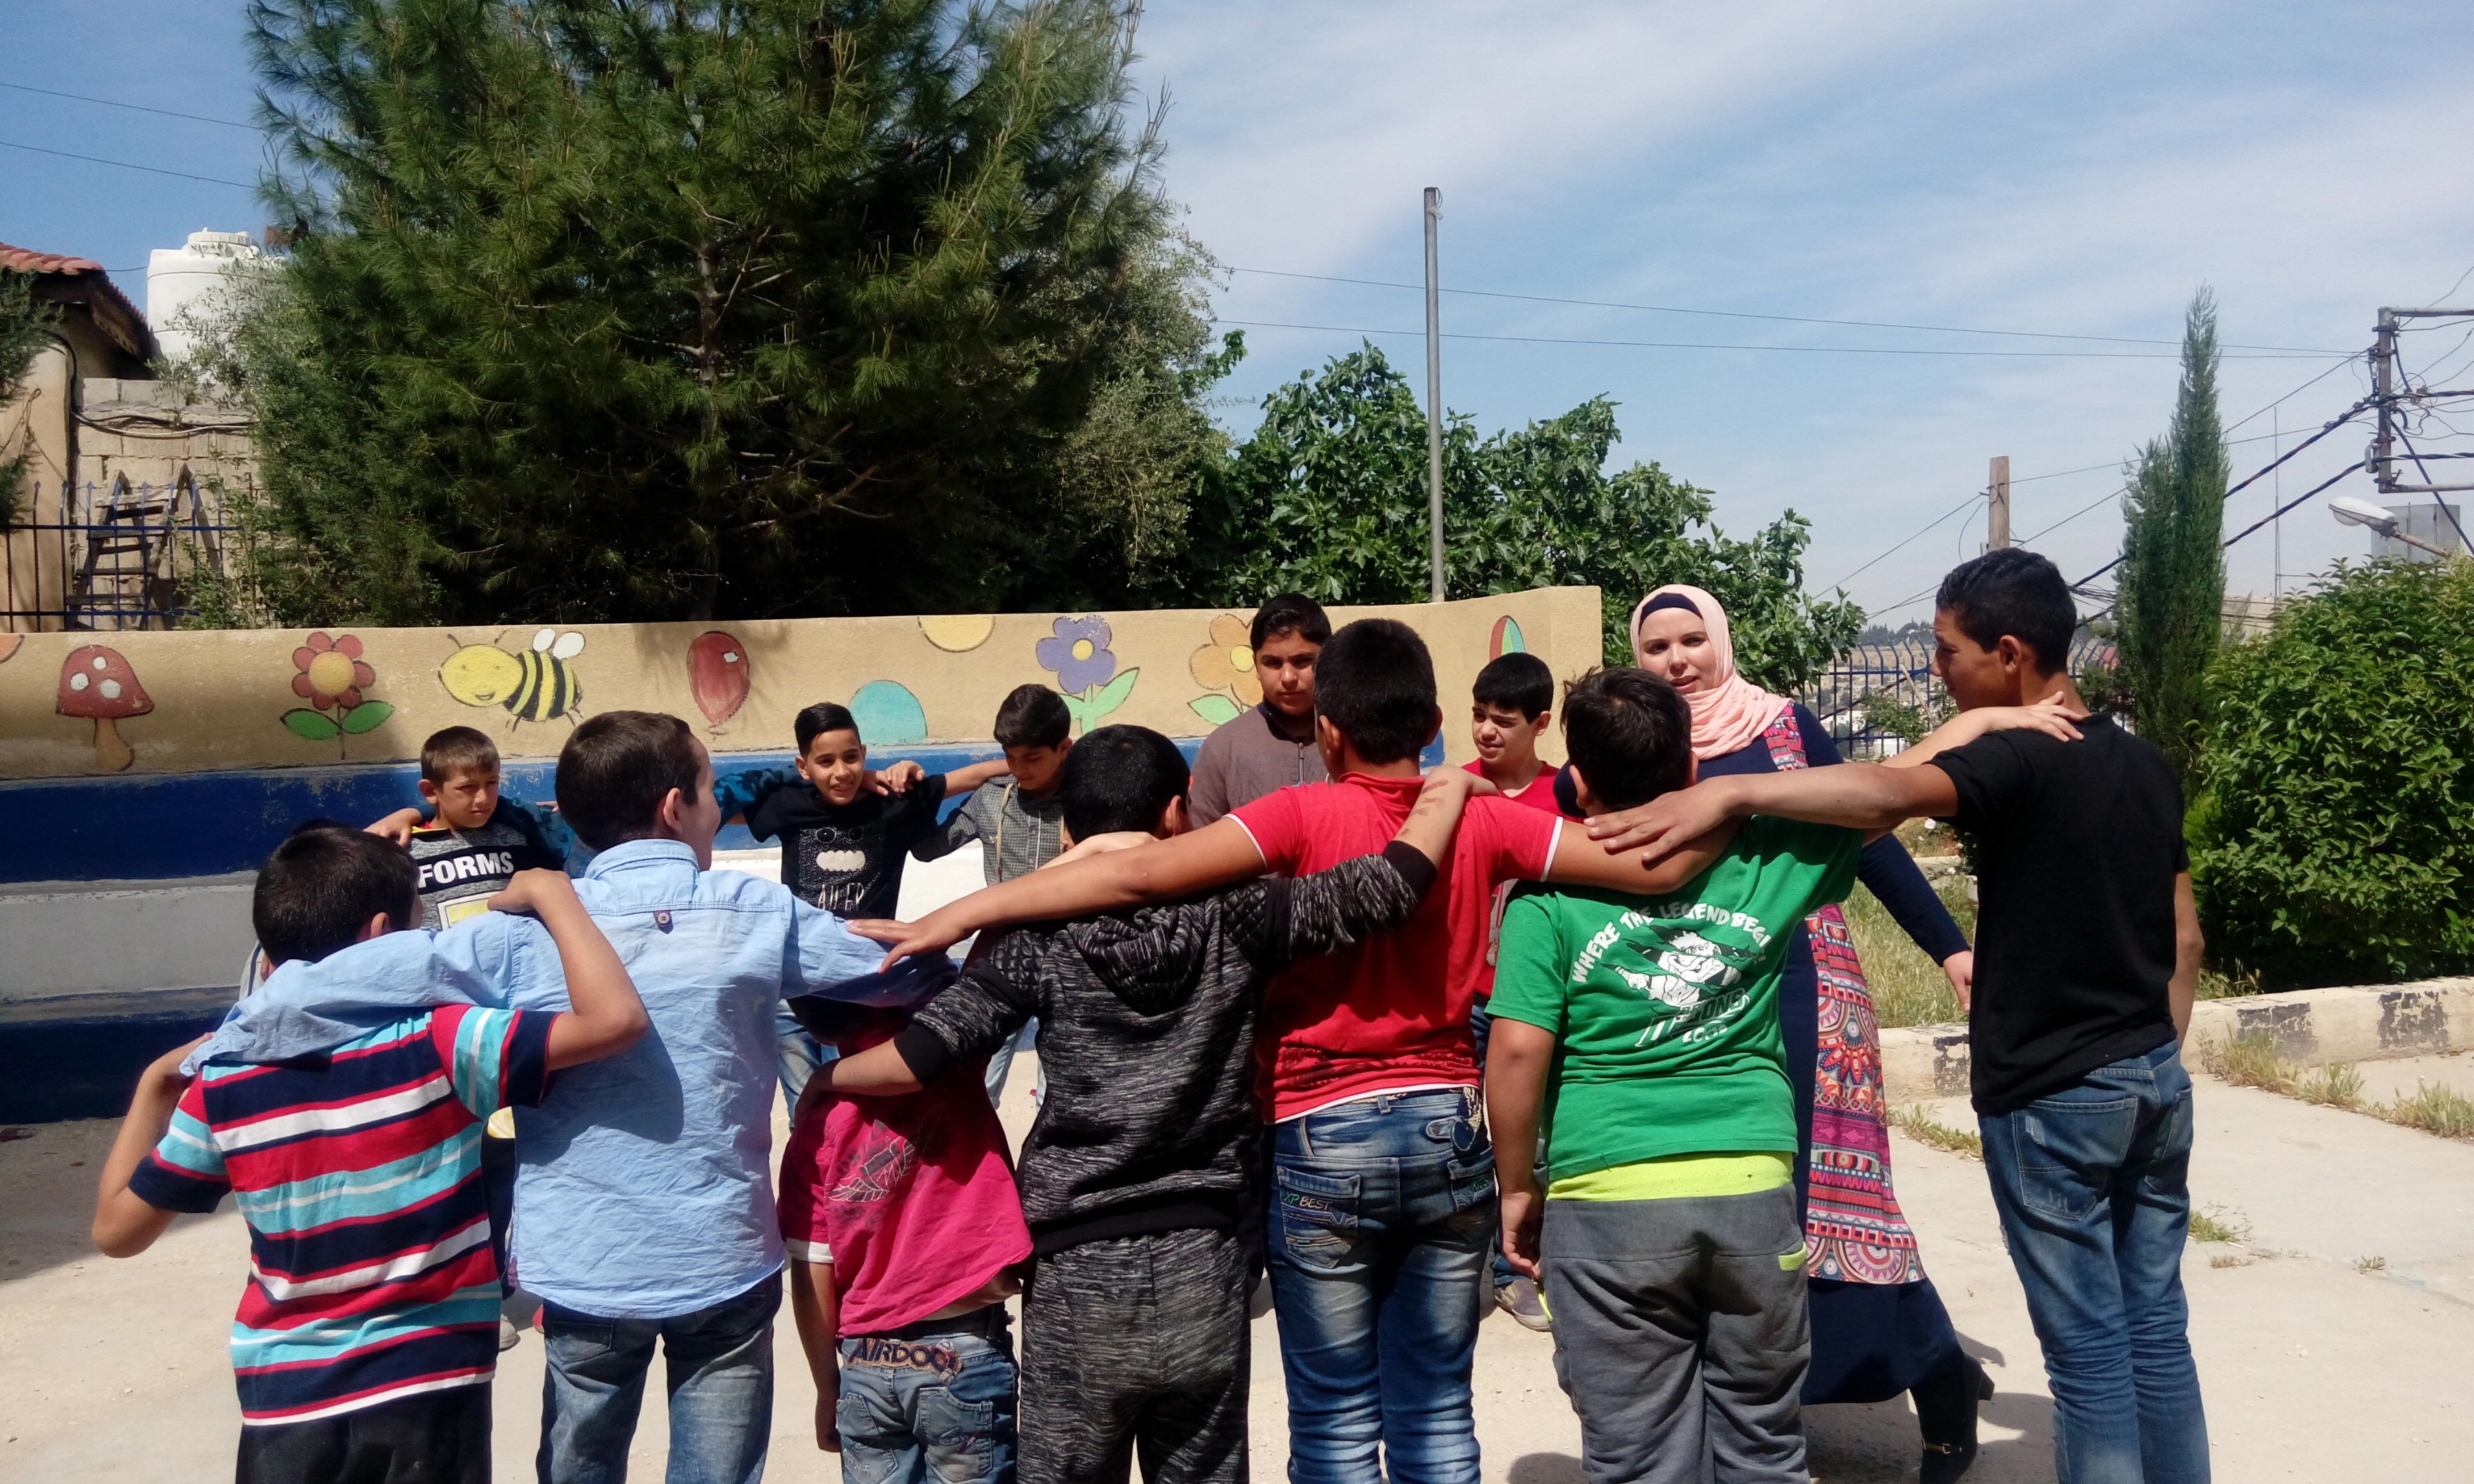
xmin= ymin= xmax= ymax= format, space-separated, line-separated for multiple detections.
xmin=0 ymin=731 xmax=1440 ymax=884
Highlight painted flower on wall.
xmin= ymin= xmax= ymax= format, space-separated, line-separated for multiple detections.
xmin=1037 ymin=615 xmax=1119 ymax=696
xmin=293 ymin=631 xmax=377 ymax=708
xmin=1189 ymin=614 xmax=1261 ymax=704
xmin=1036 ymin=614 xmax=1139 ymax=734
xmin=285 ymin=631 xmax=394 ymax=752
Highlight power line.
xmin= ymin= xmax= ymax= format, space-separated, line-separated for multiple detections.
xmin=0 ymin=81 xmax=258 ymax=131
xmin=1820 ymin=491 xmax=1985 ymax=592
xmin=1212 ymin=318 xmax=2341 ymax=361
xmin=0 ymin=137 xmax=256 ymax=190
xmin=1227 ymin=266 xmax=2350 ymax=355
xmin=2017 ymin=486 xmax=2129 ymax=546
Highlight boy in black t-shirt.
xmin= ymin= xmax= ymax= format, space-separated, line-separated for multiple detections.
xmin=1586 ymin=549 xmax=2208 ymax=1484
xmin=725 ymin=701 xmax=1007 ymax=1097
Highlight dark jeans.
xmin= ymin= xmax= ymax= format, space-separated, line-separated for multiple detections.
xmin=536 ymin=1272 xmax=782 ymax=1484
xmin=1541 ymin=1184 xmax=1811 ymax=1484
xmin=838 ymin=1305 xmax=1018 ymax=1484
xmin=1267 ymin=1087 xmax=1495 ymax=1484
xmin=1021 ymin=1228 xmax=1249 ymax=1484
xmin=237 ymin=1382 xmax=491 ymax=1484
xmin=1980 ymin=1042 xmax=2209 ymax=1484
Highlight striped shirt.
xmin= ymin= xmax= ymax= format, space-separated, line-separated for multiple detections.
xmin=127 ymin=1005 xmax=557 ymax=1426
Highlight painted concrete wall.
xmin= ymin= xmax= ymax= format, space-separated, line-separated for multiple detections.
xmin=0 ymin=588 xmax=1597 ymax=1015
xmin=0 ymin=587 xmax=1596 ymax=780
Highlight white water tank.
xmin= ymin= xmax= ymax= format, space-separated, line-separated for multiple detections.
xmin=147 ymin=229 xmax=263 ymax=364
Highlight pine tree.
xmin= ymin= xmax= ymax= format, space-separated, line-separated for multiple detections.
xmin=224 ymin=0 xmax=1219 ymax=624
xmin=2117 ymin=287 xmax=2229 ymax=774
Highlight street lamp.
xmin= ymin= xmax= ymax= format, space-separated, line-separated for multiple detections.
xmin=2330 ymin=495 xmax=2462 ymax=560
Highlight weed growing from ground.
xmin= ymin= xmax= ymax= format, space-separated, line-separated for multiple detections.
xmin=2189 ymin=1206 xmax=2251 ymax=1244
xmin=2387 ymin=1082 xmax=2474 ymax=1139
xmin=2356 ymin=1255 xmax=2387 ymax=1274
xmin=2199 ymin=1034 xmax=2472 ymax=1140
xmin=1891 ymin=1103 xmax=1983 ymax=1160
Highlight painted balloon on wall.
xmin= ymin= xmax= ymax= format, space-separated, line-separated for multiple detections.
xmin=689 ymin=631 xmax=751 ymax=732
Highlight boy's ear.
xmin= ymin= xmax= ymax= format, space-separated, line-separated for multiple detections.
xmin=1055 ymin=737 xmax=1073 ymax=757
xmin=1425 ymin=705 xmax=1443 ymax=747
xmin=1156 ymin=795 xmax=1190 ymax=838
xmin=417 ymin=777 xmax=442 ymax=804
xmin=654 ymin=785 xmax=685 ymax=837
xmin=1567 ymin=763 xmax=1597 ymax=815
xmin=1685 ymin=754 xmax=1699 ymax=785
xmin=358 ymin=909 xmax=399 ymax=944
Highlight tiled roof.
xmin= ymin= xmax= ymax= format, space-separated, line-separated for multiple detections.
xmin=0 ymin=240 xmax=153 ymax=359
xmin=0 ymin=243 xmax=107 ymax=276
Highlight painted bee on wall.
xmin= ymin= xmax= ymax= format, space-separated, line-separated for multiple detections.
xmin=441 ymin=629 xmax=588 ymax=725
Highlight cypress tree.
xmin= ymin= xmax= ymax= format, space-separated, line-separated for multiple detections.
xmin=2117 ymin=286 xmax=2229 ymax=774
xmin=225 ymin=0 xmax=1221 ymax=624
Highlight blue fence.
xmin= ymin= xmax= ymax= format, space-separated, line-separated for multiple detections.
xmin=1800 ymin=635 xmax=2119 ymax=755
xmin=3 ymin=480 xmax=249 ymax=631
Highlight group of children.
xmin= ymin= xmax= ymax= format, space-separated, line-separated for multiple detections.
xmin=96 ymin=554 xmax=2206 ymax=1484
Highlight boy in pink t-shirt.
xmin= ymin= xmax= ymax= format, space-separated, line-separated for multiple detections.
xmin=855 ymin=620 xmax=1730 ymax=1484
xmin=780 ymin=998 xmax=1031 ymax=1479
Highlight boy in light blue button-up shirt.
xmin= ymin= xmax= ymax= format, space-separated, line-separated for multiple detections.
xmin=271 ymin=710 xmax=936 ymax=1484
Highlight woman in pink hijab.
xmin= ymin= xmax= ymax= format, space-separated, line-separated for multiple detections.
xmin=1630 ymin=584 xmax=1993 ymax=1484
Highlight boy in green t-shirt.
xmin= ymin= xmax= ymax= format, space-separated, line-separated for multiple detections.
xmin=1485 ymin=667 xmax=1862 ymax=1484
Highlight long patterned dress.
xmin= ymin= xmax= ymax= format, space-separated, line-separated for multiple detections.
xmin=1706 ymin=704 xmax=1974 ymax=1405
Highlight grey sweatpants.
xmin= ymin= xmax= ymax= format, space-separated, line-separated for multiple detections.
xmin=1541 ymin=1184 xmax=1812 ymax=1484
xmin=1019 ymin=1226 xmax=1250 ymax=1484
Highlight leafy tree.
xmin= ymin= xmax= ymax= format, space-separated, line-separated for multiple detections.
xmin=1183 ymin=344 xmax=1862 ymax=690
xmin=2117 ymin=288 xmax=2229 ymax=774
xmin=218 ymin=0 xmax=1219 ymax=625
xmin=2191 ymin=559 xmax=2474 ymax=986
xmin=0 ymin=269 xmax=60 ymax=529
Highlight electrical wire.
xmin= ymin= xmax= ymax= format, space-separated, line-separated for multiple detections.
xmin=1225 ymin=267 xmax=2348 ymax=355
xmin=1819 ymin=491 xmax=1985 ymax=592
xmin=0 ymin=81 xmax=258 ymax=131
xmin=0 ymin=137 xmax=255 ymax=189
xmin=2016 ymin=486 xmax=2130 ymax=546
xmin=1211 ymin=318 xmax=2343 ymax=361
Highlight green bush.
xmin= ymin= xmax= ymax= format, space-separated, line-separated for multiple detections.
xmin=2190 ymin=560 xmax=2474 ymax=985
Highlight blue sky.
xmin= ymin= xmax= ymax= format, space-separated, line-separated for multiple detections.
xmin=8 ymin=1 xmax=2472 ymax=618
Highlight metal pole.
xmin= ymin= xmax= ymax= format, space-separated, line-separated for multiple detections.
xmin=1986 ymin=456 xmax=2010 ymax=550
xmin=2372 ymin=308 xmax=2398 ymax=497
xmin=1423 ymin=186 xmax=1446 ymax=603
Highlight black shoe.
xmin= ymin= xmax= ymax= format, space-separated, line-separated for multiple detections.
xmin=1913 ymin=1359 xmax=1994 ymax=1483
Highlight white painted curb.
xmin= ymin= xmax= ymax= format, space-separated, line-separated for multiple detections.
xmin=1882 ymin=977 xmax=2474 ymax=1104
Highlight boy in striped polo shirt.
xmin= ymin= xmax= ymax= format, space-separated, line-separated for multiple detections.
xmin=91 ymin=824 xmax=648 ymax=1484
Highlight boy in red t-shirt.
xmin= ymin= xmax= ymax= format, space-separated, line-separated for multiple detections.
xmin=781 ymin=998 xmax=1032 ymax=1480
xmin=856 ymin=620 xmax=1732 ymax=1484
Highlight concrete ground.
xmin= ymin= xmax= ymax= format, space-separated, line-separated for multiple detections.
xmin=5 ymin=1052 xmax=2471 ymax=1483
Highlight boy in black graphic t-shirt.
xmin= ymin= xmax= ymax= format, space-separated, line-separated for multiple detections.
xmin=724 ymin=701 xmax=1007 ymax=1099
xmin=368 ymin=726 xmax=567 ymax=928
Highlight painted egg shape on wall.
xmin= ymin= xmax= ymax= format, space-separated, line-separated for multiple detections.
xmin=849 ymin=679 xmax=929 ymax=745
xmin=689 ymin=631 xmax=751 ymax=732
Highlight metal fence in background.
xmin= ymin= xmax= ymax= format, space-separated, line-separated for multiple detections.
xmin=2 ymin=480 xmax=249 ymax=632
xmin=1801 ymin=633 xmax=2119 ymax=756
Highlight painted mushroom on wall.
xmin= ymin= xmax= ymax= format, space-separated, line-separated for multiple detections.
xmin=57 ymin=644 xmax=153 ymax=772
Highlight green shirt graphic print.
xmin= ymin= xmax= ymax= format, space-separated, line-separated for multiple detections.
xmin=1488 ymin=814 xmax=1864 ymax=1185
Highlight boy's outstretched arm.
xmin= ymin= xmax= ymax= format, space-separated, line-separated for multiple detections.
xmin=938 ymin=758 xmax=1012 ymax=796
xmin=1880 ymin=694 xmax=2086 ymax=769
xmin=490 ymin=870 xmax=648 ymax=1070
xmin=1585 ymin=767 xmax=1952 ymax=864
xmin=92 ymin=1035 xmax=210 ymax=1258
xmin=852 ymin=817 xmax=1271 ymax=969
xmin=1543 ymin=816 xmax=1738 ymax=895
xmin=366 ymin=806 xmax=427 ymax=844
xmin=1485 ymin=1018 xmax=1555 ymax=1281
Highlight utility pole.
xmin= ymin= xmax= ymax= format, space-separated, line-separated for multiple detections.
xmin=1424 ymin=186 xmax=1446 ymax=603
xmin=2368 ymin=304 xmax=2474 ymax=556
xmin=1986 ymin=456 xmax=2010 ymax=550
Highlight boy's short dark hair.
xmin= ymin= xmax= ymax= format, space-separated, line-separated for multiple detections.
xmin=557 ymin=710 xmax=704 ymax=851
xmin=254 ymin=822 xmax=419 ymax=965
xmin=1251 ymin=592 xmax=1332 ymax=651
xmin=1313 ymin=618 xmax=1437 ymax=765
xmin=1937 ymin=549 xmax=2075 ymax=675
xmin=1059 ymin=724 xmax=1190 ymax=840
xmin=1561 ymin=668 xmax=1693 ymax=811
xmin=794 ymin=702 xmax=860 ymax=754
xmin=992 ymin=684 xmax=1071 ymax=750
xmin=419 ymin=725 xmax=500 ymax=785
xmin=1472 ymin=653 xmax=1554 ymax=719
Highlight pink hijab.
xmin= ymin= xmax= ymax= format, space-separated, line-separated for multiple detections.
xmin=1628 ymin=583 xmax=1792 ymax=761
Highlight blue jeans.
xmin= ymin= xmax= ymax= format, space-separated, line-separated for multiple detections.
xmin=981 ymin=1018 xmax=1040 ymax=1106
xmin=1467 ymin=1000 xmax=1519 ymax=1292
xmin=1267 ymin=1087 xmax=1495 ymax=1484
xmin=836 ymin=1307 xmax=1018 ymax=1484
xmin=536 ymin=1272 xmax=781 ymax=1484
xmin=777 ymin=1004 xmax=836 ymax=1108
xmin=1981 ymin=1042 xmax=2209 ymax=1484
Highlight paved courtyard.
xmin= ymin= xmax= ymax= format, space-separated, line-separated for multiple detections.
xmin=5 ymin=1050 xmax=2470 ymax=1481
